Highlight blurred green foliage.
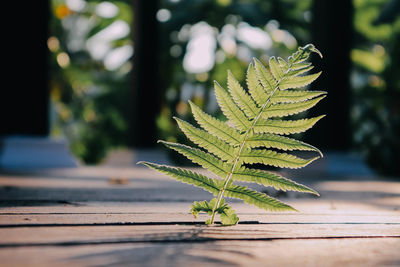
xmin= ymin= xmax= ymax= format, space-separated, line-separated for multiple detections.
xmin=49 ymin=0 xmax=400 ymax=175
xmin=351 ymin=0 xmax=400 ymax=175
xmin=49 ymin=0 xmax=132 ymax=164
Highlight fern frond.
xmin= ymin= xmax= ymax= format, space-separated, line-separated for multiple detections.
xmin=214 ymin=81 xmax=252 ymax=131
xmin=240 ymin=149 xmax=319 ymax=169
xmin=254 ymin=115 xmax=326 ymax=135
xmin=141 ymin=44 xmax=325 ymax=225
xmin=233 ymin=166 xmax=319 ymax=195
xmin=225 ymin=184 xmax=297 ymax=212
xmin=159 ymin=141 xmax=230 ymax=177
xmin=174 ymin=117 xmax=236 ymax=162
xmin=139 ymin=162 xmax=221 ymax=195
xmin=261 ymin=96 xmax=326 ymax=119
xmin=189 ymin=101 xmax=241 ymax=146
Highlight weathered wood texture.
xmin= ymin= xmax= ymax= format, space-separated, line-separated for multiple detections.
xmin=0 ymin=165 xmax=399 ymax=266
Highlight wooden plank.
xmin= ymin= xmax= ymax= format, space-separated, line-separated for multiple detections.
xmin=0 ymin=224 xmax=399 ymax=246
xmin=1 ymin=177 xmax=400 ymax=209
xmin=1 ymin=203 xmax=399 ymax=226
xmin=0 ymin=239 xmax=399 ymax=266
xmin=1 ymin=213 xmax=399 ymax=225
xmin=1 ymin=199 xmax=398 ymax=216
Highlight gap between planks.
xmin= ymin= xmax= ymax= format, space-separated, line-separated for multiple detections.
xmin=0 ymin=221 xmax=399 ymax=228
xmin=0 ymin=235 xmax=399 ymax=248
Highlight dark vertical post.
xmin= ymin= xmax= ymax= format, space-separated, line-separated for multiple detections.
xmin=0 ymin=0 xmax=50 ymax=136
xmin=306 ymin=0 xmax=353 ymax=150
xmin=130 ymin=0 xmax=160 ymax=147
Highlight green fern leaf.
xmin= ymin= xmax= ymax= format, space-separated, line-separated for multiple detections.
xmin=254 ymin=115 xmax=326 ymax=135
xmin=214 ymin=81 xmax=252 ymax=131
xmin=279 ymin=72 xmax=322 ymax=90
xmin=253 ymin=58 xmax=277 ymax=92
xmin=227 ymin=70 xmax=259 ymax=118
xmin=271 ymin=90 xmax=327 ymax=104
xmin=191 ymin=198 xmax=239 ymax=225
xmin=269 ymin=56 xmax=285 ymax=81
xmin=245 ymin=131 xmax=322 ymax=156
xmin=225 ymin=184 xmax=296 ymax=212
xmin=287 ymin=65 xmax=314 ymax=77
xmin=139 ymin=162 xmax=221 ymax=195
xmin=174 ymin=117 xmax=236 ymax=162
xmin=191 ymin=198 xmax=223 ymax=217
xmin=247 ymin=64 xmax=269 ymax=106
xmin=219 ymin=205 xmax=239 ymax=225
xmin=233 ymin=166 xmax=319 ymax=195
xmin=140 ymin=44 xmax=325 ymax=225
xmin=290 ymin=62 xmax=312 ymax=70
xmin=240 ymin=149 xmax=319 ymax=169
xmin=261 ymin=95 xmax=326 ymax=119
xmin=277 ymin=57 xmax=290 ymax=71
xmin=189 ymin=101 xmax=241 ymax=146
xmin=288 ymin=44 xmax=322 ymax=65
xmin=271 ymin=56 xmax=316 ymax=81
xmin=191 ymin=200 xmax=214 ymax=217
xmin=159 ymin=141 xmax=230 ymax=177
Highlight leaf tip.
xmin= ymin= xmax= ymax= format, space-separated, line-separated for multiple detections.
xmin=187 ymin=100 xmax=197 ymax=111
xmin=173 ymin=116 xmax=183 ymax=124
xmin=303 ymin=43 xmax=323 ymax=58
xmin=315 ymin=49 xmax=323 ymax=58
xmin=284 ymin=203 xmax=299 ymax=212
xmin=252 ymin=57 xmax=262 ymax=65
xmin=316 ymin=93 xmax=327 ymax=101
xmin=305 ymin=156 xmax=321 ymax=167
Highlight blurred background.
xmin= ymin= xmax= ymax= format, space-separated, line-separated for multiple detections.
xmin=0 ymin=0 xmax=399 ymax=176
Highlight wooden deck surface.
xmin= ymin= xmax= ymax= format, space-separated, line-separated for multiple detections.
xmin=0 ymin=160 xmax=399 ymax=266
